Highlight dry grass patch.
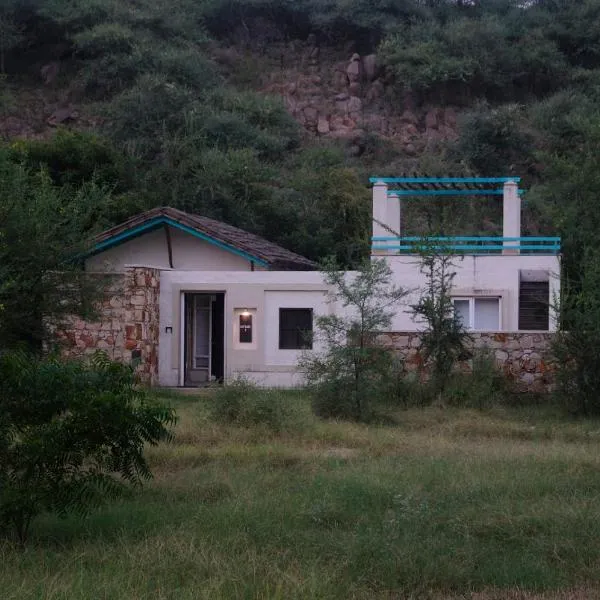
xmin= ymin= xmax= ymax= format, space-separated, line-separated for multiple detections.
xmin=4 ymin=392 xmax=600 ymax=599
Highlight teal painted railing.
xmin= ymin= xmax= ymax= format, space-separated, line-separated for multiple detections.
xmin=371 ymin=236 xmax=561 ymax=255
xmin=385 ymin=189 xmax=525 ymax=197
xmin=369 ymin=177 xmax=521 ymax=184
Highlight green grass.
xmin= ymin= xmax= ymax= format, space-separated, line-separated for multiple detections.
xmin=4 ymin=393 xmax=600 ymax=599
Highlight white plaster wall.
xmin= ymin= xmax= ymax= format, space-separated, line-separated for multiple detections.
xmin=156 ymin=255 xmax=560 ymax=387
xmin=86 ymin=226 xmax=253 ymax=272
xmin=382 ymin=254 xmax=560 ymax=332
xmin=158 ymin=270 xmax=335 ymax=387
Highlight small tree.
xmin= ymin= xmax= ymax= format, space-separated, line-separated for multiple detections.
xmin=0 ymin=351 xmax=175 ymax=544
xmin=552 ymin=252 xmax=600 ymax=416
xmin=0 ymin=150 xmax=111 ymax=351
xmin=411 ymin=243 xmax=471 ymax=401
xmin=301 ymin=259 xmax=407 ymax=421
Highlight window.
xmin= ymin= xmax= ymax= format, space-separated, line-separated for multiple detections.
xmin=519 ymin=281 xmax=549 ymax=331
xmin=453 ymin=297 xmax=500 ymax=331
xmin=279 ymin=308 xmax=313 ymax=349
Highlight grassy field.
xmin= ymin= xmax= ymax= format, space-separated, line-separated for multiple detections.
xmin=3 ymin=392 xmax=600 ymax=599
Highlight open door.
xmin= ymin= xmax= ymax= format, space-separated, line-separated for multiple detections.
xmin=184 ymin=293 xmax=225 ymax=386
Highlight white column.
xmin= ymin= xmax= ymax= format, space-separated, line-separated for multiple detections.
xmin=387 ymin=192 xmax=401 ymax=240
xmin=372 ymin=181 xmax=389 ymax=255
xmin=503 ymin=180 xmax=521 ymax=255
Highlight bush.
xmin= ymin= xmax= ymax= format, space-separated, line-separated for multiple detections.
xmin=444 ymin=349 xmax=512 ymax=409
xmin=302 ymin=259 xmax=407 ymax=421
xmin=0 ymin=351 xmax=175 ymax=543
xmin=388 ymin=350 xmax=512 ymax=409
xmin=210 ymin=380 xmax=295 ymax=431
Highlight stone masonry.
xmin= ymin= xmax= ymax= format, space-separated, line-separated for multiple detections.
xmin=58 ymin=267 xmax=160 ymax=385
xmin=379 ymin=332 xmax=556 ymax=393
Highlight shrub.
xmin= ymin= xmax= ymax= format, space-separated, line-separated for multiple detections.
xmin=301 ymin=259 xmax=407 ymax=421
xmin=411 ymin=244 xmax=471 ymax=402
xmin=0 ymin=351 xmax=175 ymax=543
xmin=210 ymin=380 xmax=294 ymax=431
xmin=444 ymin=349 xmax=511 ymax=409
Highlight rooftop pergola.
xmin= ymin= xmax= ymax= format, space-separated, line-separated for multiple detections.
xmin=369 ymin=177 xmax=560 ymax=255
xmin=369 ymin=176 xmax=524 ymax=196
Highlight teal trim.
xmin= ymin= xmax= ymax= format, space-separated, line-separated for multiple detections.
xmin=370 ymin=177 xmax=521 ymax=184
xmin=91 ymin=217 xmax=270 ymax=267
xmin=372 ymin=236 xmax=560 ymax=242
xmin=165 ymin=220 xmax=269 ymax=267
xmin=92 ymin=219 xmax=164 ymax=254
xmin=385 ymin=189 xmax=525 ymax=197
xmin=371 ymin=236 xmax=561 ymax=255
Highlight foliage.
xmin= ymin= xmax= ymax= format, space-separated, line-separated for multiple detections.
xmin=456 ymin=102 xmax=533 ymax=176
xmin=552 ymin=254 xmax=600 ymax=416
xmin=210 ymin=379 xmax=295 ymax=431
xmin=302 ymin=259 xmax=407 ymax=421
xmin=444 ymin=349 xmax=512 ymax=409
xmin=0 ymin=351 xmax=175 ymax=543
xmin=380 ymin=14 xmax=566 ymax=104
xmin=411 ymin=244 xmax=471 ymax=400
xmin=0 ymin=150 xmax=112 ymax=350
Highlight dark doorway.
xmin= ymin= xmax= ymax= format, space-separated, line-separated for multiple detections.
xmin=184 ymin=292 xmax=225 ymax=386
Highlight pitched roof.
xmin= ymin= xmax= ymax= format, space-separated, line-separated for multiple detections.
xmin=91 ymin=207 xmax=316 ymax=271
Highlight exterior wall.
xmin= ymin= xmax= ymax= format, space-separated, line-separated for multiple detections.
xmin=383 ymin=254 xmax=560 ymax=332
xmin=382 ymin=331 xmax=555 ymax=392
xmin=85 ymin=226 xmax=254 ymax=273
xmin=158 ymin=270 xmax=338 ymax=387
xmin=58 ymin=267 xmax=160 ymax=385
xmin=57 ymin=265 xmax=559 ymax=391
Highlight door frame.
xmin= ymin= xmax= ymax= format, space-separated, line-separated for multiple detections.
xmin=179 ymin=291 xmax=225 ymax=387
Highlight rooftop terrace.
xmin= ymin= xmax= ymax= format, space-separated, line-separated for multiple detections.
xmin=370 ymin=177 xmax=560 ymax=256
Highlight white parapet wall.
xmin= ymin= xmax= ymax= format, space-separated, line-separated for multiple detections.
xmin=383 ymin=253 xmax=560 ymax=332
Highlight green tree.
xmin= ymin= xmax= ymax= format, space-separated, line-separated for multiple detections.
xmin=411 ymin=243 xmax=471 ymax=400
xmin=301 ymin=258 xmax=407 ymax=421
xmin=0 ymin=150 xmax=110 ymax=350
xmin=0 ymin=351 xmax=175 ymax=543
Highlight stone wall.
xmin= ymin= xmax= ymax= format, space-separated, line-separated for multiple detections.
xmin=381 ymin=331 xmax=556 ymax=392
xmin=58 ymin=267 xmax=160 ymax=385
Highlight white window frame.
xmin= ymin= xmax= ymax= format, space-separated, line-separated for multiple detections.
xmin=452 ymin=296 xmax=502 ymax=332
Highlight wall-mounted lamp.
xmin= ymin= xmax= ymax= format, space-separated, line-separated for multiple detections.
xmin=239 ymin=312 xmax=253 ymax=343
xmin=165 ymin=326 xmax=173 ymax=334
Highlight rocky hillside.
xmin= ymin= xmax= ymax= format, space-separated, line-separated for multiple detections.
xmin=255 ymin=38 xmax=458 ymax=156
xmin=1 ymin=34 xmax=459 ymax=164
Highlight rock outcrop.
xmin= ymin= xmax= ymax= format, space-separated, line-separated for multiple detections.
xmin=259 ymin=37 xmax=459 ymax=156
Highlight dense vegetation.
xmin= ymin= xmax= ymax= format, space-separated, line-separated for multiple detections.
xmin=1 ymin=0 xmax=600 ymax=266
xmin=2 ymin=1 xmax=600 ymax=400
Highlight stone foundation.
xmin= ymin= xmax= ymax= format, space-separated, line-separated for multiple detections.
xmin=380 ymin=331 xmax=556 ymax=392
xmin=58 ymin=267 xmax=160 ymax=385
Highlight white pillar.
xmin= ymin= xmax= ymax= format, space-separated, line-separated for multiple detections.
xmin=387 ymin=192 xmax=401 ymax=240
xmin=372 ymin=181 xmax=389 ymax=255
xmin=503 ymin=180 xmax=521 ymax=255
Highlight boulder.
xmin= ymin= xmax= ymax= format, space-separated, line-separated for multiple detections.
xmin=47 ymin=105 xmax=79 ymax=127
xmin=347 ymin=96 xmax=362 ymax=117
xmin=362 ymin=54 xmax=378 ymax=81
xmin=365 ymin=79 xmax=385 ymax=104
xmin=348 ymin=81 xmax=361 ymax=96
xmin=317 ymin=116 xmax=330 ymax=135
xmin=346 ymin=53 xmax=362 ymax=83
xmin=425 ymin=108 xmax=440 ymax=130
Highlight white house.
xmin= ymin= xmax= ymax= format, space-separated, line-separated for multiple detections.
xmin=64 ymin=176 xmax=560 ymax=389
